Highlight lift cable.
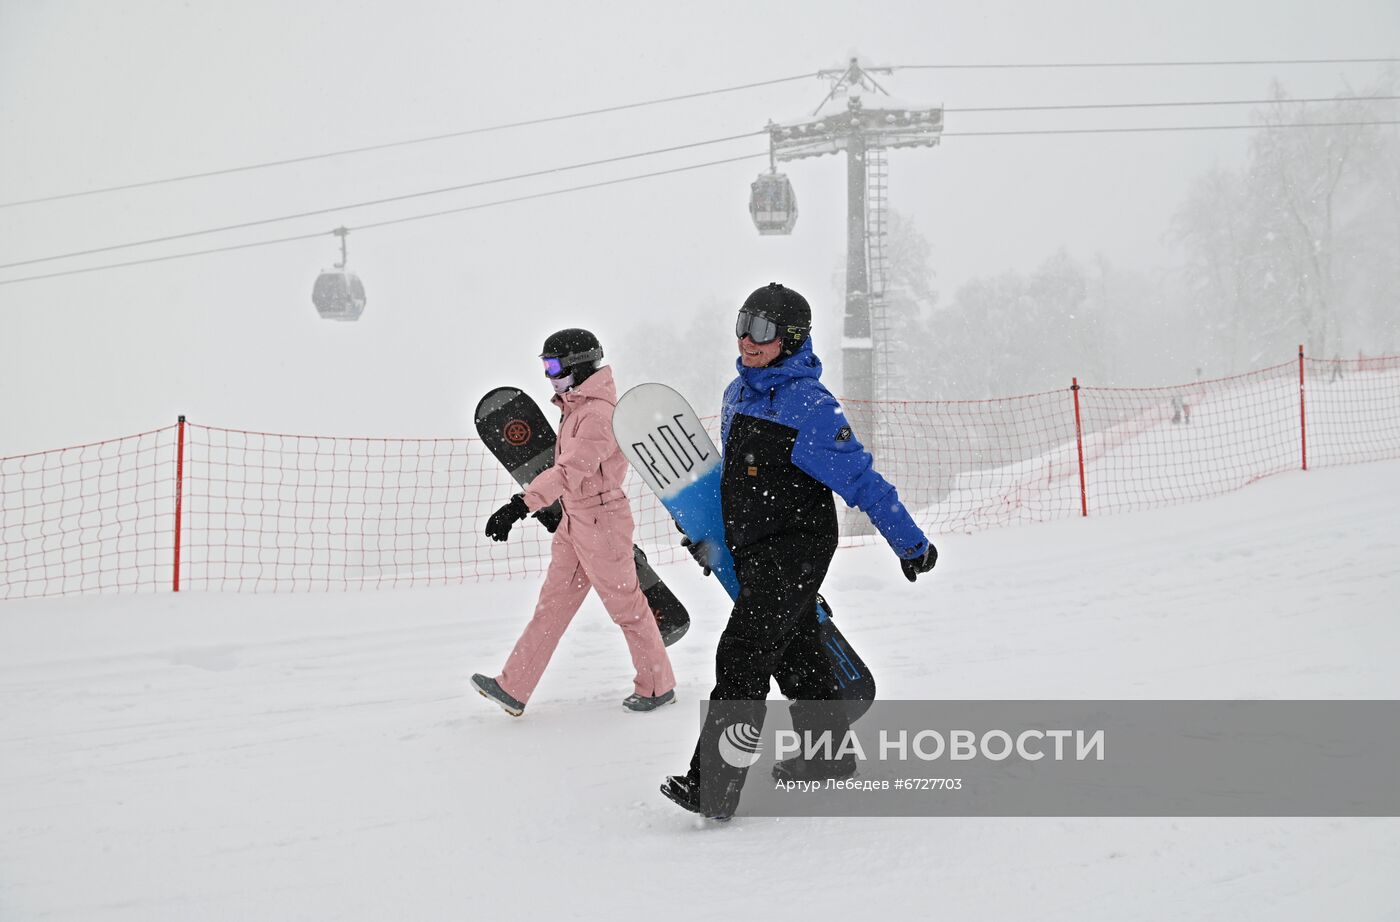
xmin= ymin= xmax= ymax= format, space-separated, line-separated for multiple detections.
xmin=8 ymin=93 xmax=1396 ymax=272
xmin=0 ymin=152 xmax=769 ymax=288
xmin=5 ymin=115 xmax=1399 ymax=289
xmin=895 ymin=57 xmax=1400 ymax=71
xmin=945 ymin=94 xmax=1400 ymax=114
xmin=0 ymin=74 xmax=812 ymax=210
xmin=942 ymin=118 xmax=1400 ymax=138
xmin=8 ymin=58 xmax=1394 ymax=210
xmin=0 ymin=130 xmax=767 ymax=270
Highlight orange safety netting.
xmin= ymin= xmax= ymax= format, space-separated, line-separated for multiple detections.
xmin=4 ymin=351 xmax=1398 ymax=600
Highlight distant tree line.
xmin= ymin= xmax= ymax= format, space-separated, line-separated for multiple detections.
xmin=895 ymin=79 xmax=1399 ymax=396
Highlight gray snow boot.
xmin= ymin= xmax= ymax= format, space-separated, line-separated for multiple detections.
xmin=622 ymin=689 xmax=676 ymax=712
xmin=471 ymin=673 xmax=525 ymax=717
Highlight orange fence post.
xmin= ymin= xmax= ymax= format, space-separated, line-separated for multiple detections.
xmin=1297 ymin=346 xmax=1308 ymax=472
xmin=1072 ymin=378 xmax=1088 ymax=517
xmin=173 ymin=415 xmax=186 ymax=591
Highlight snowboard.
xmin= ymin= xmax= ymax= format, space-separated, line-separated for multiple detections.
xmin=611 ymin=382 xmax=875 ymax=715
xmin=474 ymin=386 xmax=690 ymax=646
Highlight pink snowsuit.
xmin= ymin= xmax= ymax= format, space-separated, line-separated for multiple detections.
xmin=495 ymin=366 xmax=676 ymax=704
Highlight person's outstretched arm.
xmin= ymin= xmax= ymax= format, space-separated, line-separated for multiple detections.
xmin=790 ymin=393 xmax=937 ymax=579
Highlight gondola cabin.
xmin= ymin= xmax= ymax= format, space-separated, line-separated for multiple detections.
xmin=749 ymin=172 xmax=797 ymax=235
xmin=312 ymin=269 xmax=366 ymax=322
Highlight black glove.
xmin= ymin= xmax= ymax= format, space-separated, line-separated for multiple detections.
xmin=533 ymin=501 xmax=563 ymax=533
xmin=485 ymin=494 xmax=529 ymax=542
xmin=680 ymin=535 xmax=713 ymax=577
xmin=900 ymin=543 xmax=938 ymax=582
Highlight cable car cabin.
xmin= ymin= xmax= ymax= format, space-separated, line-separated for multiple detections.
xmin=749 ymin=172 xmax=797 ymax=235
xmin=312 ymin=269 xmax=366 ymax=322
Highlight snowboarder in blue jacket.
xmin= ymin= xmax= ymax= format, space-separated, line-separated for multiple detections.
xmin=662 ymin=282 xmax=937 ymax=818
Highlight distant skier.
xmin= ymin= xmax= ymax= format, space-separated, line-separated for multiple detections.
xmin=1171 ymin=395 xmax=1191 ymax=425
xmin=660 ymin=283 xmax=938 ymax=818
xmin=1330 ymin=355 xmax=1344 ymax=383
xmin=472 ymin=329 xmax=677 ymax=716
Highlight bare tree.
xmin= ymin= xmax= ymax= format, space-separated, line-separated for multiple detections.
xmin=1171 ymin=81 xmax=1399 ymax=365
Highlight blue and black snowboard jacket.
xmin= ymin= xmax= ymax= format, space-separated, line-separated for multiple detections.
xmin=719 ymin=338 xmax=930 ymax=560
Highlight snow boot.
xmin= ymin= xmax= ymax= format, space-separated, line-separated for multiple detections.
xmin=471 ymin=673 xmax=525 ymax=717
xmin=623 ymin=689 xmax=676 ymax=712
xmin=660 ymin=773 xmax=734 ymax=821
xmin=771 ymin=753 xmax=857 ymax=784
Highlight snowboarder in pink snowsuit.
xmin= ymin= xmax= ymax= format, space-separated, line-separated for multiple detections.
xmin=472 ymin=329 xmax=677 ymax=716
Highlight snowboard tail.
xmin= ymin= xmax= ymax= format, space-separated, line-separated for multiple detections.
xmin=635 ymin=545 xmax=689 ymax=645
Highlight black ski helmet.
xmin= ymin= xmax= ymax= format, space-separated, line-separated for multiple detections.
xmin=739 ymin=282 xmax=811 ymax=358
xmin=540 ymin=328 xmax=604 ymax=385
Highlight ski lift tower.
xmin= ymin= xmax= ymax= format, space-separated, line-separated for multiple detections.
xmin=762 ymin=58 xmax=943 ymax=407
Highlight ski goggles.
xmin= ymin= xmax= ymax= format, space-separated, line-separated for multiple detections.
xmin=541 ymin=347 xmax=603 ymax=378
xmin=735 ymin=309 xmax=782 ymax=344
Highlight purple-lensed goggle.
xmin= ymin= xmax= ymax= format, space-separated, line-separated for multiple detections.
xmin=541 ymin=347 xmax=603 ymax=379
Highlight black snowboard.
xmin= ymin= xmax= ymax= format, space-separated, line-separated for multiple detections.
xmin=474 ymin=386 xmax=690 ymax=646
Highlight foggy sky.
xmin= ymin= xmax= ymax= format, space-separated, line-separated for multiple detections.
xmin=2 ymin=0 xmax=1396 ymax=455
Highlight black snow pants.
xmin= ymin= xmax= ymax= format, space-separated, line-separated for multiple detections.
xmin=688 ymin=529 xmax=849 ymax=810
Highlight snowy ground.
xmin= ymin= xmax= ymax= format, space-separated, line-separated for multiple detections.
xmin=3 ymin=461 xmax=1399 ymax=920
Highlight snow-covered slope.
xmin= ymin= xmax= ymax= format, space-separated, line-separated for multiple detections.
xmin=2 ymin=462 xmax=1398 ymax=920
